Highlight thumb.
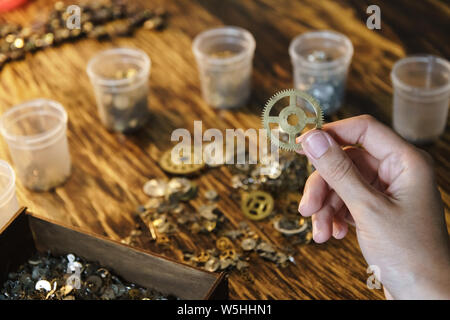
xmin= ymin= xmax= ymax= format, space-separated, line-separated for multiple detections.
xmin=298 ymin=130 xmax=374 ymax=211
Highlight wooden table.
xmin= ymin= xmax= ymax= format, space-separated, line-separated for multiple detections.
xmin=0 ymin=0 xmax=448 ymax=299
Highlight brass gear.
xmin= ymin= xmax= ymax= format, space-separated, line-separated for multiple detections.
xmin=241 ymin=190 xmax=274 ymax=221
xmin=262 ymin=89 xmax=323 ymax=152
xmin=159 ymin=149 xmax=205 ymax=175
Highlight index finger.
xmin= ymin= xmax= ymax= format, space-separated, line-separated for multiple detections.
xmin=320 ymin=115 xmax=410 ymax=161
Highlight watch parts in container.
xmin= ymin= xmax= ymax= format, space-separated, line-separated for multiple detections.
xmin=0 ymin=252 xmax=177 ymax=300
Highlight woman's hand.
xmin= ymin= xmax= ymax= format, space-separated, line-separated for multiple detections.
xmin=297 ymin=115 xmax=450 ymax=299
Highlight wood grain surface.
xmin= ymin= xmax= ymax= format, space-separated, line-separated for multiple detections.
xmin=0 ymin=0 xmax=449 ymax=299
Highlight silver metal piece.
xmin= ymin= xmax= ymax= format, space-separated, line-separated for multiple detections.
xmin=167 ymin=178 xmax=191 ymax=195
xmin=204 ymin=190 xmax=218 ymax=201
xmin=273 ymin=218 xmax=308 ymax=235
xmin=35 ymin=280 xmax=52 ymax=292
xmin=143 ymin=179 xmax=167 ymax=197
xmin=241 ymin=238 xmax=257 ymax=251
xmin=204 ymin=258 xmax=220 ymax=272
xmin=198 ymin=204 xmax=218 ymax=221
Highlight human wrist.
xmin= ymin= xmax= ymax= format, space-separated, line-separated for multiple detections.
xmin=390 ymin=260 xmax=450 ymax=300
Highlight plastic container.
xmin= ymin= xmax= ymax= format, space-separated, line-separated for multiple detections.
xmin=391 ymin=55 xmax=450 ymax=143
xmin=289 ymin=31 xmax=353 ymax=115
xmin=0 ymin=160 xmax=19 ymax=228
xmin=0 ymin=99 xmax=71 ymax=191
xmin=192 ymin=26 xmax=256 ymax=109
xmin=87 ymin=48 xmax=151 ymax=133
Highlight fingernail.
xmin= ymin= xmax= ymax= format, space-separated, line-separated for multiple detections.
xmin=333 ymin=224 xmax=341 ymax=238
xmin=298 ymin=203 xmax=306 ymax=215
xmin=295 ymin=137 xmax=305 ymax=155
xmin=298 ymin=195 xmax=306 ymax=214
xmin=301 ymin=131 xmax=331 ymax=159
xmin=313 ymin=220 xmax=321 ymax=240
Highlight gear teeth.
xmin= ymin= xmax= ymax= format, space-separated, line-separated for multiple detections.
xmin=265 ymin=89 xmax=295 ymax=107
xmin=261 ymin=103 xmax=269 ymax=128
xmin=261 ymin=88 xmax=323 ymax=152
xmin=316 ymin=109 xmax=324 ymax=129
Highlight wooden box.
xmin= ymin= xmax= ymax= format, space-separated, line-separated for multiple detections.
xmin=0 ymin=208 xmax=228 ymax=300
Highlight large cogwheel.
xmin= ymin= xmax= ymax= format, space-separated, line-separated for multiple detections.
xmin=262 ymin=89 xmax=323 ymax=152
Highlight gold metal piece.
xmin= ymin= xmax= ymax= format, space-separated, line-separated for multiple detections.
xmin=219 ymin=249 xmax=237 ymax=261
xmin=194 ymin=251 xmax=210 ymax=263
xmin=216 ymin=237 xmax=233 ymax=251
xmin=203 ymin=220 xmax=217 ymax=232
xmin=305 ymin=231 xmax=313 ymax=244
xmin=241 ymin=191 xmax=274 ymax=221
xmin=159 ymin=149 xmax=205 ymax=175
xmin=156 ymin=234 xmax=169 ymax=245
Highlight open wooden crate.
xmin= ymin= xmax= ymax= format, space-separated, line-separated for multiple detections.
xmin=0 ymin=208 xmax=228 ymax=300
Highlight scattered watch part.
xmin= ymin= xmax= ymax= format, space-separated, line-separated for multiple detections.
xmin=143 ymin=179 xmax=167 ymax=197
xmin=159 ymin=149 xmax=205 ymax=175
xmin=167 ymin=177 xmax=191 ymax=195
xmin=241 ymin=190 xmax=274 ymax=221
xmin=204 ymin=258 xmax=220 ymax=272
xmin=241 ymin=238 xmax=257 ymax=251
xmin=273 ymin=217 xmax=308 ymax=235
xmin=35 ymin=280 xmax=51 ymax=292
xmin=198 ymin=204 xmax=218 ymax=221
xmin=204 ymin=189 xmax=219 ymax=201
xmin=216 ymin=237 xmax=233 ymax=251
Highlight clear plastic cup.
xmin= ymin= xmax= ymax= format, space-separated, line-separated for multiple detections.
xmin=192 ymin=26 xmax=256 ymax=109
xmin=0 ymin=160 xmax=19 ymax=228
xmin=0 ymin=99 xmax=71 ymax=191
xmin=391 ymin=55 xmax=450 ymax=143
xmin=289 ymin=31 xmax=353 ymax=115
xmin=87 ymin=48 xmax=151 ymax=133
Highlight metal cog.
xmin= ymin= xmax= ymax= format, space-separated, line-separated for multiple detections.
xmin=262 ymin=89 xmax=323 ymax=152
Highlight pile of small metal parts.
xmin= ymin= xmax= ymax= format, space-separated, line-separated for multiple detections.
xmin=122 ymin=177 xmax=225 ymax=247
xmin=128 ymin=176 xmax=296 ymax=273
xmin=0 ymin=0 xmax=167 ymax=70
xmin=0 ymin=252 xmax=176 ymax=300
xmin=230 ymin=151 xmax=309 ymax=194
xmin=230 ymin=151 xmax=313 ymax=244
xmin=183 ymin=221 xmax=295 ymax=273
xmin=121 ymin=149 xmax=314 ymax=275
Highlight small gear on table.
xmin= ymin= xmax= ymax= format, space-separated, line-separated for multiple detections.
xmin=216 ymin=237 xmax=234 ymax=251
xmin=159 ymin=149 xmax=205 ymax=175
xmin=241 ymin=190 xmax=274 ymax=221
xmin=262 ymin=89 xmax=323 ymax=152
